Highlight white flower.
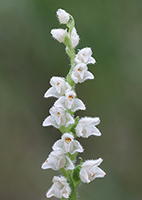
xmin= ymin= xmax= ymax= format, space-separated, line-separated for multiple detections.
xmin=71 ymin=27 xmax=80 ymax=48
xmin=52 ymin=133 xmax=83 ymax=154
xmin=51 ymin=29 xmax=66 ymax=43
xmin=44 ymin=76 xmax=71 ymax=98
xmin=54 ymin=90 xmax=86 ymax=112
xmin=76 ymin=117 xmax=101 ymax=138
xmin=46 ymin=176 xmax=71 ymax=199
xmin=71 ymin=63 xmax=94 ymax=83
xmin=41 ymin=149 xmax=74 ymax=171
xmin=75 ymin=47 xmax=96 ymax=65
xmin=56 ymin=9 xmax=70 ymax=24
xmin=79 ymin=158 xmax=106 ymax=183
xmin=42 ymin=106 xmax=74 ymax=128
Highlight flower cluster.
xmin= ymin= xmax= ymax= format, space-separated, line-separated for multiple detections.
xmin=41 ymin=8 xmax=106 ymax=199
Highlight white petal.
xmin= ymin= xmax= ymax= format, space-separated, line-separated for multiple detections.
xmin=52 ymin=140 xmax=63 ymax=151
xmin=64 ymin=140 xmax=73 ymax=152
xmin=82 ymin=158 xmax=103 ymax=168
xmin=93 ymin=158 xmax=103 ymax=166
xmin=91 ymin=126 xmax=101 ymax=136
xmin=62 ymin=184 xmax=71 ymax=198
xmin=75 ymin=123 xmax=83 ymax=137
xmin=41 ymin=160 xmax=51 ymax=170
xmin=71 ymin=98 xmax=86 ymax=112
xmin=44 ymin=87 xmax=60 ymax=98
xmin=71 ymin=27 xmax=80 ymax=48
xmin=46 ymin=186 xmax=54 ymax=198
xmin=71 ymin=140 xmax=84 ymax=154
xmin=92 ymin=167 xmax=106 ymax=179
xmin=42 ymin=116 xmax=59 ymax=128
xmin=81 ymin=71 xmax=94 ymax=83
xmin=80 ymin=117 xmax=100 ymax=125
xmin=65 ymin=156 xmax=74 ymax=170
xmin=54 ymin=96 xmax=66 ymax=110
xmin=80 ymin=168 xmax=90 ymax=183
xmin=58 ymin=157 xmax=66 ymax=169
xmin=65 ymin=113 xmax=75 ymax=127
xmin=42 ymin=116 xmax=52 ymax=126
xmin=66 ymin=98 xmax=74 ymax=109
xmin=87 ymin=57 xmax=96 ymax=64
xmin=71 ymin=71 xmax=79 ymax=83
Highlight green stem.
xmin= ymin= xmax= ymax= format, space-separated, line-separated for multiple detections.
xmin=66 ymin=46 xmax=76 ymax=88
xmin=64 ymin=24 xmax=76 ymax=88
xmin=68 ymin=189 xmax=77 ymax=200
xmin=60 ymin=169 xmax=77 ymax=200
xmin=67 ymin=171 xmax=77 ymax=200
xmin=60 ymin=168 xmax=68 ymax=179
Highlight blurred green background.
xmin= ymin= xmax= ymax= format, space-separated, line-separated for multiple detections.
xmin=1 ymin=0 xmax=142 ymax=199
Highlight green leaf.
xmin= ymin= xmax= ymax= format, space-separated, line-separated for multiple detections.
xmin=68 ymin=152 xmax=78 ymax=161
xmin=70 ymin=116 xmax=79 ymax=137
xmin=72 ymin=165 xmax=81 ymax=188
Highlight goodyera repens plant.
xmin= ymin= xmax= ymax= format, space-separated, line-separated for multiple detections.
xmin=41 ymin=8 xmax=106 ymax=200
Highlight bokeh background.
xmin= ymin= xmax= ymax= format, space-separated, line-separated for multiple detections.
xmin=1 ymin=0 xmax=142 ymax=199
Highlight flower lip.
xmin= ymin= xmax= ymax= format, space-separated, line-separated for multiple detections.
xmin=65 ymin=137 xmax=71 ymax=144
xmin=57 ymin=112 xmax=60 ymax=116
xmin=68 ymin=95 xmax=73 ymax=100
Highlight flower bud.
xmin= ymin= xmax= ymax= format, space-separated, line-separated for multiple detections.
xmin=51 ymin=28 xmax=66 ymax=43
xmin=56 ymin=8 xmax=70 ymax=24
xmin=71 ymin=27 xmax=80 ymax=48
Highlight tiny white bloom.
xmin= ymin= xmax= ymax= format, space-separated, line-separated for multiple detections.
xmin=41 ymin=149 xmax=74 ymax=171
xmin=76 ymin=117 xmax=101 ymax=138
xmin=51 ymin=28 xmax=66 ymax=43
xmin=71 ymin=63 xmax=94 ymax=83
xmin=42 ymin=106 xmax=74 ymax=128
xmin=71 ymin=27 xmax=80 ymax=48
xmin=79 ymin=158 xmax=106 ymax=183
xmin=75 ymin=47 xmax=96 ymax=65
xmin=54 ymin=90 xmax=86 ymax=112
xmin=56 ymin=8 xmax=70 ymax=24
xmin=44 ymin=76 xmax=71 ymax=98
xmin=52 ymin=133 xmax=83 ymax=154
xmin=46 ymin=176 xmax=71 ymax=199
